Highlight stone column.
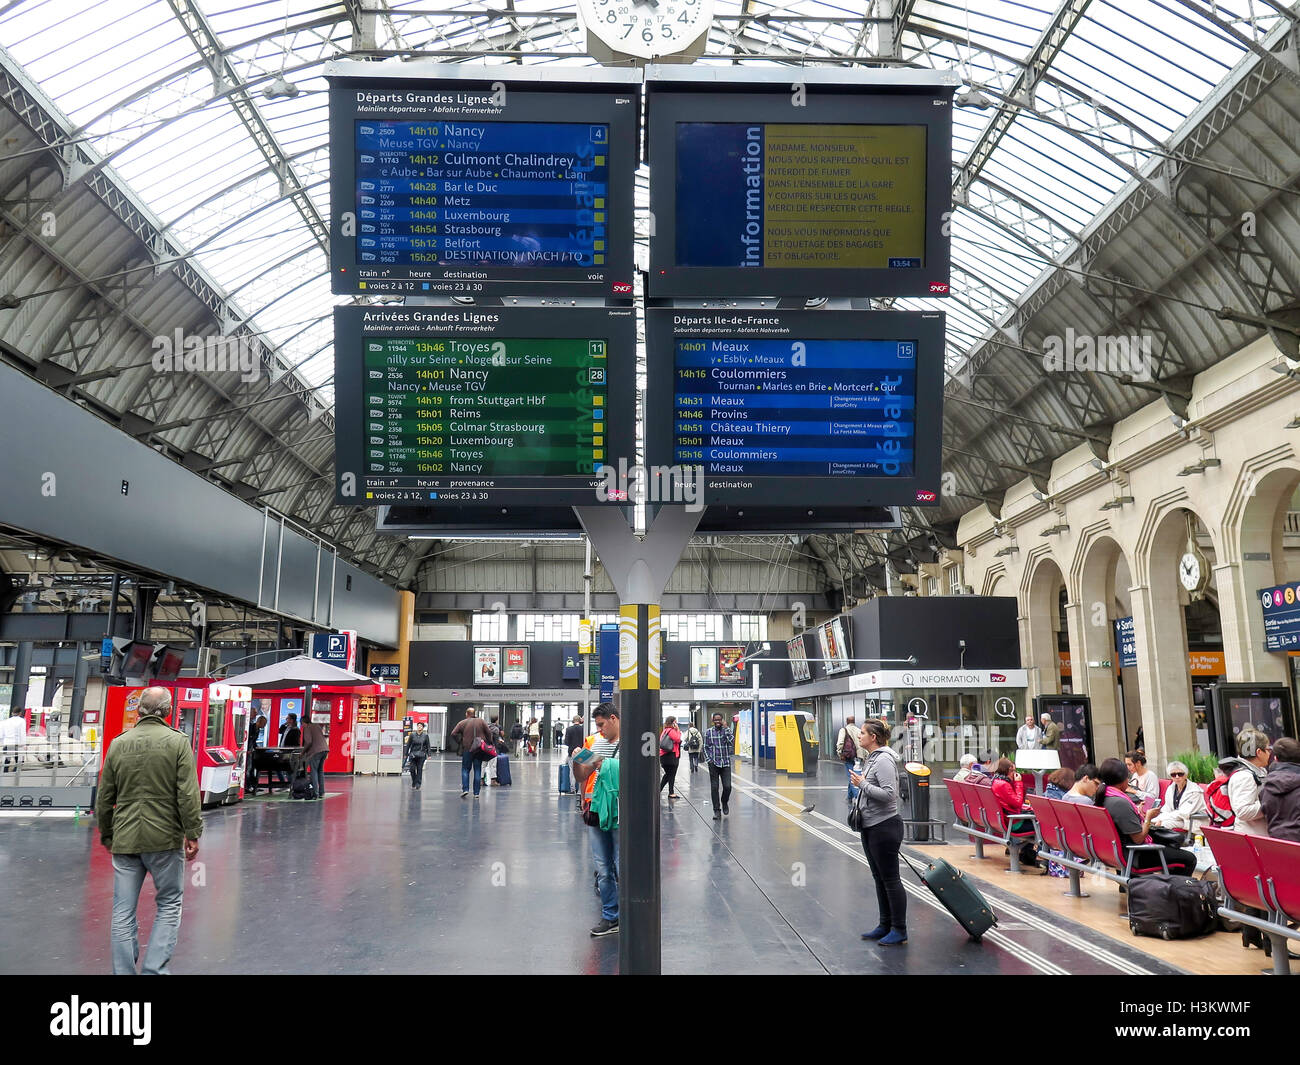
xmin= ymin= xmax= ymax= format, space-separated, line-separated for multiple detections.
xmin=1128 ymin=581 xmax=1195 ymax=770
xmin=1215 ymin=560 xmax=1286 ymax=684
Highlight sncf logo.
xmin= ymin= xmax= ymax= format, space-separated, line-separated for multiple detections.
xmin=914 ymin=490 xmax=937 ymax=502
xmin=611 ymin=281 xmax=633 ymax=294
xmin=990 ymin=673 xmax=1007 ymax=683
xmin=929 ymin=282 xmax=949 ymax=294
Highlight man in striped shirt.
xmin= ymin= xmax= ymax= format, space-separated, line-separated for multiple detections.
xmin=574 ymin=701 xmax=621 ymax=937
xmin=704 ymin=712 xmax=734 ymax=821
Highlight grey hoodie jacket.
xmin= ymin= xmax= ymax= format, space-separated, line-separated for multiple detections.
xmin=854 ymin=744 xmax=902 ymax=828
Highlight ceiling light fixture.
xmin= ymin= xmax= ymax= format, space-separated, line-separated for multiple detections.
xmin=1039 ymin=523 xmax=1070 ymax=536
xmin=1098 ymin=496 xmax=1135 ymax=511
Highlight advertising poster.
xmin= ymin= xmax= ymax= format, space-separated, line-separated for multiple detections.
xmin=819 ymin=618 xmax=851 ymax=675
xmin=691 ymin=646 xmax=717 ymax=685
xmin=737 ymin=709 xmax=753 ymax=761
xmin=1053 ymin=701 xmax=1091 ymax=771
xmin=561 ymin=644 xmax=581 ymax=681
xmin=503 ymin=646 xmax=529 ymax=685
xmin=474 ymin=647 xmax=501 ymax=685
xmin=787 ymin=636 xmax=811 ymax=682
xmin=718 ymin=646 xmax=746 ymax=683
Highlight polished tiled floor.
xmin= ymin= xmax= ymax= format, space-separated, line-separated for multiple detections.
xmin=0 ymin=756 xmax=1184 ymax=975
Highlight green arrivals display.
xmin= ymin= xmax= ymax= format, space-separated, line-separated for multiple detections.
xmin=363 ymin=337 xmax=609 ymax=477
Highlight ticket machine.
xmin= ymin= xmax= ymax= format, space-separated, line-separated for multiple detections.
xmin=102 ymin=681 xmax=251 ymax=806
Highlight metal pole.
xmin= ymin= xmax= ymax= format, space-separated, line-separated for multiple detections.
xmin=69 ymin=641 xmax=91 ymax=733
xmin=751 ymin=661 xmax=761 ymax=769
xmin=583 ymin=531 xmax=592 ymax=732
xmin=619 ymin=601 xmax=660 ymax=975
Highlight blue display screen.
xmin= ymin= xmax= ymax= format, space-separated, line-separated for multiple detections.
xmin=673 ymin=338 xmax=917 ymax=477
xmin=354 ymin=120 xmax=609 ymax=269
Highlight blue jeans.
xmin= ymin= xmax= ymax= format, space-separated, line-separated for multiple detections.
xmin=590 ymin=826 xmax=619 ymax=921
xmin=111 ymin=850 xmax=185 ymax=974
xmin=307 ymin=751 xmax=327 ymax=798
xmin=460 ymin=751 xmax=482 ymax=794
xmin=845 ymin=760 xmax=859 ymax=801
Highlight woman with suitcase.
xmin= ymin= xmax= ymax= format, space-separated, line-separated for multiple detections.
xmin=849 ymin=718 xmax=907 ymax=945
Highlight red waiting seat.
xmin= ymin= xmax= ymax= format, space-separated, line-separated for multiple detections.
xmin=976 ymin=786 xmax=1035 ymax=840
xmin=943 ymin=779 xmax=971 ymax=827
xmin=1026 ymin=795 xmax=1064 ymax=853
xmin=958 ymin=782 xmax=993 ymax=834
xmin=1158 ymin=778 xmax=1171 ymax=803
xmin=1076 ymin=802 xmax=1168 ymax=877
xmin=1052 ymin=800 xmax=1096 ymax=864
xmin=1202 ymin=825 xmax=1273 ymax=914
xmin=1249 ymin=836 xmax=1300 ymax=925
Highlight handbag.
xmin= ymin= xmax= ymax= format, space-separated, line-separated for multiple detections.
xmin=847 ymin=789 xmax=865 ymax=832
xmin=1149 ymin=826 xmax=1188 ymax=848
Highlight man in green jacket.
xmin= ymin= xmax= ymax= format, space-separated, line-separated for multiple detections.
xmin=96 ymin=686 xmax=203 ymax=974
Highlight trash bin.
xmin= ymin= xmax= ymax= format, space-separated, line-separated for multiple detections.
xmin=904 ymin=761 xmax=932 ymax=842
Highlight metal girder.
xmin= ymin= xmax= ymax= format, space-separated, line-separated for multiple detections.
xmin=165 ymin=0 xmax=328 ymax=260
xmin=953 ymin=0 xmax=1097 ymax=197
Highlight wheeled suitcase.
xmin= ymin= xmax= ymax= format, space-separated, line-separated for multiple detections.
xmin=558 ymin=761 xmax=571 ymax=794
xmin=1126 ymin=874 xmax=1217 ymax=940
xmin=902 ymin=854 xmax=997 ymax=941
xmin=496 ymin=753 xmax=512 ymax=786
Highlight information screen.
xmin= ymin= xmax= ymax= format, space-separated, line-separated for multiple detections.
xmin=676 ymin=123 xmax=926 ymax=270
xmin=646 ymin=78 xmax=953 ymax=298
xmin=674 ymin=337 xmax=918 ymax=478
xmin=329 ymin=68 xmax=638 ymax=297
xmin=646 ymin=309 xmax=943 ymax=507
xmin=335 ymin=306 xmax=635 ymax=506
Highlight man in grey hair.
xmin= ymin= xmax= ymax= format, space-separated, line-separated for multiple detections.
xmin=96 ymin=686 xmax=203 ymax=974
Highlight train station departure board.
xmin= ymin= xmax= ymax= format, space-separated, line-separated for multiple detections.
xmin=328 ymin=66 xmax=639 ymax=298
xmin=334 ymin=306 xmax=636 ymax=505
xmin=645 ymin=71 xmax=953 ymax=298
xmin=645 ymin=309 xmax=944 ymax=507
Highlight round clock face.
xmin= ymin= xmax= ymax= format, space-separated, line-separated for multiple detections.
xmin=579 ymin=0 xmax=714 ymax=60
xmin=1179 ymin=552 xmax=1202 ymax=591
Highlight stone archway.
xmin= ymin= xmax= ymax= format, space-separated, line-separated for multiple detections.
xmin=1069 ymin=533 xmax=1131 ymax=758
xmin=1131 ymin=504 xmax=1215 ymax=767
xmin=1220 ymin=464 xmax=1300 ymax=684
xmin=1021 ymin=552 xmax=1066 ymax=698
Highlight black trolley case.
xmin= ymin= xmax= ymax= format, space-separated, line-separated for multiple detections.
xmin=902 ymin=853 xmax=997 ymax=941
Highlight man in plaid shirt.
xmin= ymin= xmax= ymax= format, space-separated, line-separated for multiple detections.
xmin=704 ymin=712 xmax=734 ymax=821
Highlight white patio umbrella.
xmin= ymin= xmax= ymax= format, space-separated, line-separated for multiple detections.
xmin=213 ymin=655 xmax=374 ymax=742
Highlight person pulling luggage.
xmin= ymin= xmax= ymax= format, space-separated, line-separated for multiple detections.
xmin=849 ymin=718 xmax=907 ymax=945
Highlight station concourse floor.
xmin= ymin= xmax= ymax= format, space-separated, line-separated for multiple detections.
xmin=0 ymin=755 xmax=1228 ymax=976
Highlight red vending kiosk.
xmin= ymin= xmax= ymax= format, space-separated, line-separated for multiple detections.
xmin=101 ymin=681 xmax=252 ymax=806
xmin=255 ymin=682 xmax=403 ymax=774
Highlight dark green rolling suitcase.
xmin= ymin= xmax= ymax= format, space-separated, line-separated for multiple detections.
xmin=902 ymin=854 xmax=997 ymax=942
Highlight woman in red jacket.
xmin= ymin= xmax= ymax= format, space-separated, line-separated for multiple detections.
xmin=989 ymin=757 xmax=1040 ymax=869
xmin=658 ymin=716 xmax=683 ymax=801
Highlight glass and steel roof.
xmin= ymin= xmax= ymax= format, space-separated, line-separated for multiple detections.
xmin=1 ymin=0 xmax=1297 ymax=583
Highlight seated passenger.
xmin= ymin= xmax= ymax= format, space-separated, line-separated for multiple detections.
xmin=1064 ymin=763 xmax=1101 ymax=803
xmin=1222 ymin=728 xmax=1272 ymax=836
xmin=989 ymin=757 xmax=1038 ymax=869
xmin=1044 ymin=767 xmax=1075 ymax=800
xmin=964 ymin=751 xmax=995 ymax=786
xmin=953 ymin=753 xmax=978 ymax=782
xmin=1125 ymin=750 xmax=1159 ymax=800
xmin=1096 ymin=758 xmax=1195 ymax=875
xmin=1146 ymin=760 xmax=1205 ymax=842
xmin=1261 ymin=737 xmax=1300 ymax=843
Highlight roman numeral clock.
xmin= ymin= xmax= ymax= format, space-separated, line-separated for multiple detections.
xmin=576 ymin=0 xmax=714 ymax=63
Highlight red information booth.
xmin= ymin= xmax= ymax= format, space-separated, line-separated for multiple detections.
xmin=102 ymin=681 xmax=252 ymax=805
xmin=251 ymin=682 xmax=403 ymax=774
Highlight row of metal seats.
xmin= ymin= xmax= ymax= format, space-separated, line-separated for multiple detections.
xmin=1027 ymin=793 xmax=1175 ymax=896
xmin=942 ymin=779 xmax=1039 ymax=873
xmin=1202 ymin=826 xmax=1300 ymax=975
